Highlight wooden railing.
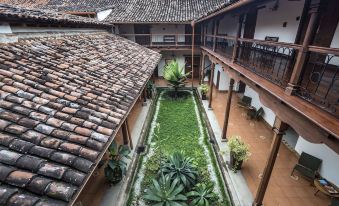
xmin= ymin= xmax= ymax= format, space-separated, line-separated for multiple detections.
xmin=120 ymin=33 xmax=201 ymax=48
xmin=202 ymin=34 xmax=339 ymax=118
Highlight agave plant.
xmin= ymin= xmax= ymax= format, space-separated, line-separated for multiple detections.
xmin=159 ymin=152 xmax=198 ymax=189
xmin=187 ymin=183 xmax=217 ymax=206
xmin=163 ymin=60 xmax=189 ymax=97
xmin=104 ymin=142 xmax=130 ymax=185
xmin=144 ymin=174 xmax=188 ymax=206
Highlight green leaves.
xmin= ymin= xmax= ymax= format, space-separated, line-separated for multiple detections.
xmin=186 ymin=183 xmax=217 ymax=206
xmin=144 ymin=175 xmax=188 ymax=206
xmin=105 ymin=141 xmax=131 ymax=184
xmin=163 ymin=60 xmax=188 ymax=90
xmin=159 ymin=152 xmax=198 ymax=190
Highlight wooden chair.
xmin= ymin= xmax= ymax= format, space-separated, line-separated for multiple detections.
xmin=247 ymin=107 xmax=264 ymax=120
xmin=237 ymin=96 xmax=252 ymax=108
xmin=291 ymin=152 xmax=322 ymax=182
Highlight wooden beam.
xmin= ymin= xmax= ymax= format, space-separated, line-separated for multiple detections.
xmin=126 ymin=120 xmax=133 ymax=149
xmin=212 ymin=20 xmax=218 ymax=51
xmin=208 ymin=63 xmax=215 ymax=109
xmin=286 ymin=1 xmax=322 ymax=95
xmin=253 ymin=117 xmax=288 ymax=206
xmin=199 ymin=53 xmax=204 ymax=84
xmin=121 ymin=121 xmax=129 ymax=145
xmin=221 ymin=78 xmax=235 ymax=141
xmin=232 ymin=15 xmax=244 ymax=62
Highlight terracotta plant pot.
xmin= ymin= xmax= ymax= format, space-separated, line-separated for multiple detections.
xmin=105 ymin=166 xmax=123 ymax=185
xmin=229 ymin=152 xmax=243 ymax=171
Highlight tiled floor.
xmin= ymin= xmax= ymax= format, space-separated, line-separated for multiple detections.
xmin=208 ymin=86 xmax=331 ymax=206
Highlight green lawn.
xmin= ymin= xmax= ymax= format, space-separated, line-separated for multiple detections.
xmin=128 ymin=90 xmax=229 ymax=205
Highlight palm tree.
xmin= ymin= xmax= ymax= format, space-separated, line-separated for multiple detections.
xmin=163 ymin=60 xmax=190 ymax=97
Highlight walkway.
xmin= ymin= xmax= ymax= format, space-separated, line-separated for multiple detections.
xmin=208 ymin=87 xmax=330 ymax=206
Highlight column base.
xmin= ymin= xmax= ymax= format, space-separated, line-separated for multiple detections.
xmin=142 ymin=102 xmax=147 ymax=106
xmin=221 ymin=138 xmax=228 ymax=142
xmin=284 ymin=83 xmax=299 ymax=95
xmin=208 ymin=107 xmax=213 ymax=110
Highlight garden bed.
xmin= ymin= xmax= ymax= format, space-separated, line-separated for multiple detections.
xmin=127 ymin=89 xmax=230 ymax=205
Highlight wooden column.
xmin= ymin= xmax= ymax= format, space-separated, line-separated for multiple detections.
xmin=208 ymin=63 xmax=215 ymax=109
xmin=121 ymin=121 xmax=129 ymax=146
xmin=212 ymin=20 xmax=218 ymax=51
xmin=221 ymin=78 xmax=234 ymax=141
xmin=285 ymin=1 xmax=321 ymax=95
xmin=253 ymin=118 xmax=288 ymax=206
xmin=191 ymin=23 xmax=195 ymax=88
xmin=142 ymin=88 xmax=147 ymax=106
xmin=203 ymin=24 xmax=207 ymax=46
xmin=126 ymin=120 xmax=133 ymax=149
xmin=232 ymin=15 xmax=243 ymax=62
xmin=199 ymin=54 xmax=205 ymax=84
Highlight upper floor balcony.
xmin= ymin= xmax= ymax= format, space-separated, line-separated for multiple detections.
xmin=202 ymin=34 xmax=339 ymax=119
xmin=119 ymin=33 xmax=201 ymax=50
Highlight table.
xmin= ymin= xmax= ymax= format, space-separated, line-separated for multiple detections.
xmin=314 ymin=179 xmax=339 ymax=198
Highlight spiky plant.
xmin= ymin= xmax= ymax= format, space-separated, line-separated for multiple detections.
xmin=187 ymin=183 xmax=218 ymax=206
xmin=144 ymin=175 xmax=188 ymax=206
xmin=163 ymin=60 xmax=189 ymax=97
xmin=104 ymin=142 xmax=130 ymax=185
xmin=159 ymin=152 xmax=198 ymax=189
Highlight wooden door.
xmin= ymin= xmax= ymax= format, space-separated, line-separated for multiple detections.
xmin=185 ymin=57 xmax=200 ymax=78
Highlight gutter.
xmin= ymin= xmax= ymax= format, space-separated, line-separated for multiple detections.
xmin=191 ymin=0 xmax=257 ymax=24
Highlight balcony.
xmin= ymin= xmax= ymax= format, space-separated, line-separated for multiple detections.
xmin=120 ymin=33 xmax=201 ymax=49
xmin=202 ymin=34 xmax=339 ymax=119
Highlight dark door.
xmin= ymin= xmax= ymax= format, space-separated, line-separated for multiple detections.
xmin=185 ymin=56 xmax=200 ymax=78
xmin=216 ymin=70 xmax=221 ymax=89
xmin=238 ymin=81 xmax=246 ymax=93
xmin=134 ymin=24 xmax=150 ymax=45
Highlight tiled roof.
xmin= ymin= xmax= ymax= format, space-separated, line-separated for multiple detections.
xmin=0 ymin=32 xmax=161 ymax=205
xmin=1 ymin=0 xmax=234 ymax=23
xmin=104 ymin=0 xmax=232 ymax=23
xmin=0 ymin=0 xmax=115 ymax=12
xmin=0 ymin=3 xmax=112 ymax=27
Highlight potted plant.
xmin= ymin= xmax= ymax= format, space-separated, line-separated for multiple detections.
xmin=104 ymin=142 xmax=130 ymax=185
xmin=227 ymin=136 xmax=250 ymax=172
xmin=146 ymin=81 xmax=154 ymax=99
xmin=199 ymin=84 xmax=209 ymax=100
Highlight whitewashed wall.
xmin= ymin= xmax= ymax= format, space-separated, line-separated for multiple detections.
xmin=295 ymin=137 xmax=339 ymax=186
xmin=97 ymin=9 xmax=112 ymax=21
xmin=157 ymin=51 xmax=187 ymax=77
xmin=0 ymin=23 xmax=12 ymax=34
xmin=329 ymin=22 xmax=339 ymax=65
xmin=150 ymin=24 xmax=185 ymax=43
xmin=244 ymin=86 xmax=276 ymax=127
xmin=118 ymin=24 xmax=135 ymax=41
xmin=254 ymin=0 xmax=305 ymax=43
xmin=218 ymin=15 xmax=238 ymax=36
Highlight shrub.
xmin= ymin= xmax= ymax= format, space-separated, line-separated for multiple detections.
xmin=159 ymin=152 xmax=198 ymax=189
xmin=144 ymin=174 xmax=188 ymax=206
xmin=199 ymin=84 xmax=209 ymax=95
xmin=163 ymin=60 xmax=189 ymax=98
xmin=187 ymin=183 xmax=218 ymax=206
xmin=227 ymin=136 xmax=250 ymax=171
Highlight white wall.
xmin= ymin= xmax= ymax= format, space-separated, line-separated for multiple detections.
xmin=97 ymin=9 xmax=112 ymax=21
xmin=329 ymin=22 xmax=339 ymax=65
xmin=212 ymin=64 xmax=239 ymax=91
xmin=150 ymin=24 xmax=185 ymax=43
xmin=295 ymin=137 xmax=339 ymax=186
xmin=254 ymin=0 xmax=305 ymax=43
xmin=218 ymin=15 xmax=238 ymax=36
xmin=244 ymin=86 xmax=276 ymax=127
xmin=157 ymin=51 xmax=187 ymax=77
xmin=0 ymin=23 xmax=12 ymax=34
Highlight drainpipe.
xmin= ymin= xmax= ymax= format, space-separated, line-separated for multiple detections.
xmin=191 ymin=22 xmax=195 ymax=88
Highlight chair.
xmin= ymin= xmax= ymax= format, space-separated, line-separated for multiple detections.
xmin=331 ymin=198 xmax=339 ymax=206
xmin=291 ymin=152 xmax=322 ymax=181
xmin=237 ymin=96 xmax=252 ymax=108
xmin=247 ymin=107 xmax=264 ymax=120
